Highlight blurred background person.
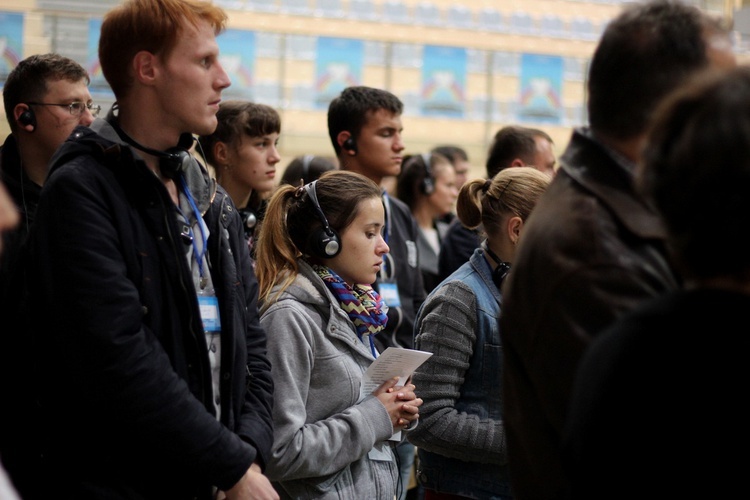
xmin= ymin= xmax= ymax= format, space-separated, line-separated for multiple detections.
xmin=255 ymin=170 xmax=422 ymax=499
xmin=0 ymin=180 xmax=20 ymax=500
xmin=410 ymin=167 xmax=550 ymax=500
xmin=437 ymin=125 xmax=555 ymax=283
xmin=564 ymin=65 xmax=749 ymax=499
xmin=397 ymin=152 xmax=458 ymax=294
xmin=198 ymin=100 xmax=281 ymax=266
xmin=430 ymin=144 xmax=471 ymax=195
xmin=279 ymin=154 xmax=337 ymax=186
xmin=500 ymin=2 xmax=736 ymax=498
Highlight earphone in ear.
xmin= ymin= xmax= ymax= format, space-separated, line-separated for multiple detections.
xmin=419 ymin=152 xmax=435 ymax=195
xmin=343 ymin=137 xmax=357 ymax=154
xmin=19 ymin=108 xmax=36 ymax=129
xmin=304 ymin=180 xmax=341 ymax=258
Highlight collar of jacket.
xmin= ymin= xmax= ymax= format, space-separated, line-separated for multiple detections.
xmin=559 ymin=127 xmax=667 ymax=240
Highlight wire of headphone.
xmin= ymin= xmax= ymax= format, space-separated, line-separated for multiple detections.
xmin=19 ymin=161 xmax=30 ymax=234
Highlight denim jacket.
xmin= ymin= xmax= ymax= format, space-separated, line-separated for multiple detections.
xmin=410 ymin=248 xmax=511 ymax=499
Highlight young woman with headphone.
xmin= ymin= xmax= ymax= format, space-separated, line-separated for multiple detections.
xmin=408 ymin=166 xmax=550 ymax=500
xmin=396 ymin=152 xmax=458 ymax=294
xmin=254 ymin=169 xmax=423 ymax=499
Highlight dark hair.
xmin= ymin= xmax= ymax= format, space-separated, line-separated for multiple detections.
xmin=197 ymin=100 xmax=281 ymax=167
xmin=457 ymin=166 xmax=551 ymax=241
xmin=100 ymin=0 xmax=227 ymax=99
xmin=280 ymin=155 xmax=337 ymax=186
xmin=588 ymin=0 xmax=728 ymax=140
xmin=486 ymin=126 xmax=553 ymax=178
xmin=396 ymin=152 xmax=451 ymax=211
xmin=431 ymin=145 xmax=468 ymax=166
xmin=256 ymin=170 xmax=382 ymax=303
xmin=639 ymin=66 xmax=750 ymax=282
xmin=327 ymin=86 xmax=403 ymax=156
xmin=3 ymin=53 xmax=89 ymax=132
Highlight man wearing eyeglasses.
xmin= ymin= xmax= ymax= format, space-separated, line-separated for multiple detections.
xmin=0 ymin=52 xmax=96 ymax=496
xmin=0 ymin=53 xmax=97 ymax=294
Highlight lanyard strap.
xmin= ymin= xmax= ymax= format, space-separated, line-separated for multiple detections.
xmin=179 ymin=174 xmax=207 ymax=279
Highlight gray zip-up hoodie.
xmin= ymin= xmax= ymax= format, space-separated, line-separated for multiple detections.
xmin=260 ymin=260 xmax=400 ymax=499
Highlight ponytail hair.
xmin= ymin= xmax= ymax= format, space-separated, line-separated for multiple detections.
xmin=456 ymin=166 xmax=550 ymax=240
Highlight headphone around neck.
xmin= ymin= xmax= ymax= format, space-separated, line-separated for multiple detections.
xmin=304 ymin=180 xmax=341 ymax=258
xmin=482 ymin=241 xmax=511 ymax=289
xmin=113 ymin=121 xmax=195 ymax=179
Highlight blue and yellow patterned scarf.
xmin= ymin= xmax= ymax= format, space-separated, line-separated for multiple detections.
xmin=313 ymin=265 xmax=389 ymax=349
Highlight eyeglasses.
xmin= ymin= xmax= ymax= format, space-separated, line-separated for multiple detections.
xmin=26 ymin=101 xmax=102 ymax=118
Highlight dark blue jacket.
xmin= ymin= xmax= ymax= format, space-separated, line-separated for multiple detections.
xmin=17 ymin=120 xmax=273 ymax=499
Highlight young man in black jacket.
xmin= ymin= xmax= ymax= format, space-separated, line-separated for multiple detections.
xmin=12 ymin=1 xmax=277 ymax=498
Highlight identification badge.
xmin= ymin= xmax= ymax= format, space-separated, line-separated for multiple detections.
xmin=379 ymin=282 xmax=401 ymax=308
xmin=406 ymin=240 xmax=418 ymax=268
xmin=198 ymin=295 xmax=221 ymax=332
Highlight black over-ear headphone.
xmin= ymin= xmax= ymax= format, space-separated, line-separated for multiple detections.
xmin=304 ymin=180 xmax=341 ymax=258
xmin=19 ymin=107 xmax=36 ymax=129
xmin=343 ymin=136 xmax=357 ymax=154
xmin=420 ymin=152 xmax=435 ymax=195
xmin=113 ymin=121 xmax=195 ymax=179
xmin=483 ymin=241 xmax=511 ymax=289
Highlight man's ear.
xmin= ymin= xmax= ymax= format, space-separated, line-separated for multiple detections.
xmin=511 ymin=158 xmax=526 ymax=168
xmin=133 ymin=50 xmax=157 ymax=85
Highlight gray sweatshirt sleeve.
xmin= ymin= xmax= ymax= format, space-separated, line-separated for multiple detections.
xmin=408 ymin=281 xmax=507 ymax=465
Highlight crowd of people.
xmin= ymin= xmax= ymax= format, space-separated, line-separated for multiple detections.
xmin=0 ymin=0 xmax=746 ymax=499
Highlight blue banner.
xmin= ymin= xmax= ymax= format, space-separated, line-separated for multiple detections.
xmin=421 ymin=45 xmax=466 ymax=118
xmin=315 ymin=37 xmax=363 ymax=109
xmin=217 ymin=29 xmax=256 ymax=99
xmin=86 ymin=18 xmax=111 ymax=93
xmin=518 ymin=53 xmax=563 ymax=124
xmin=0 ymin=11 xmax=24 ymax=86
